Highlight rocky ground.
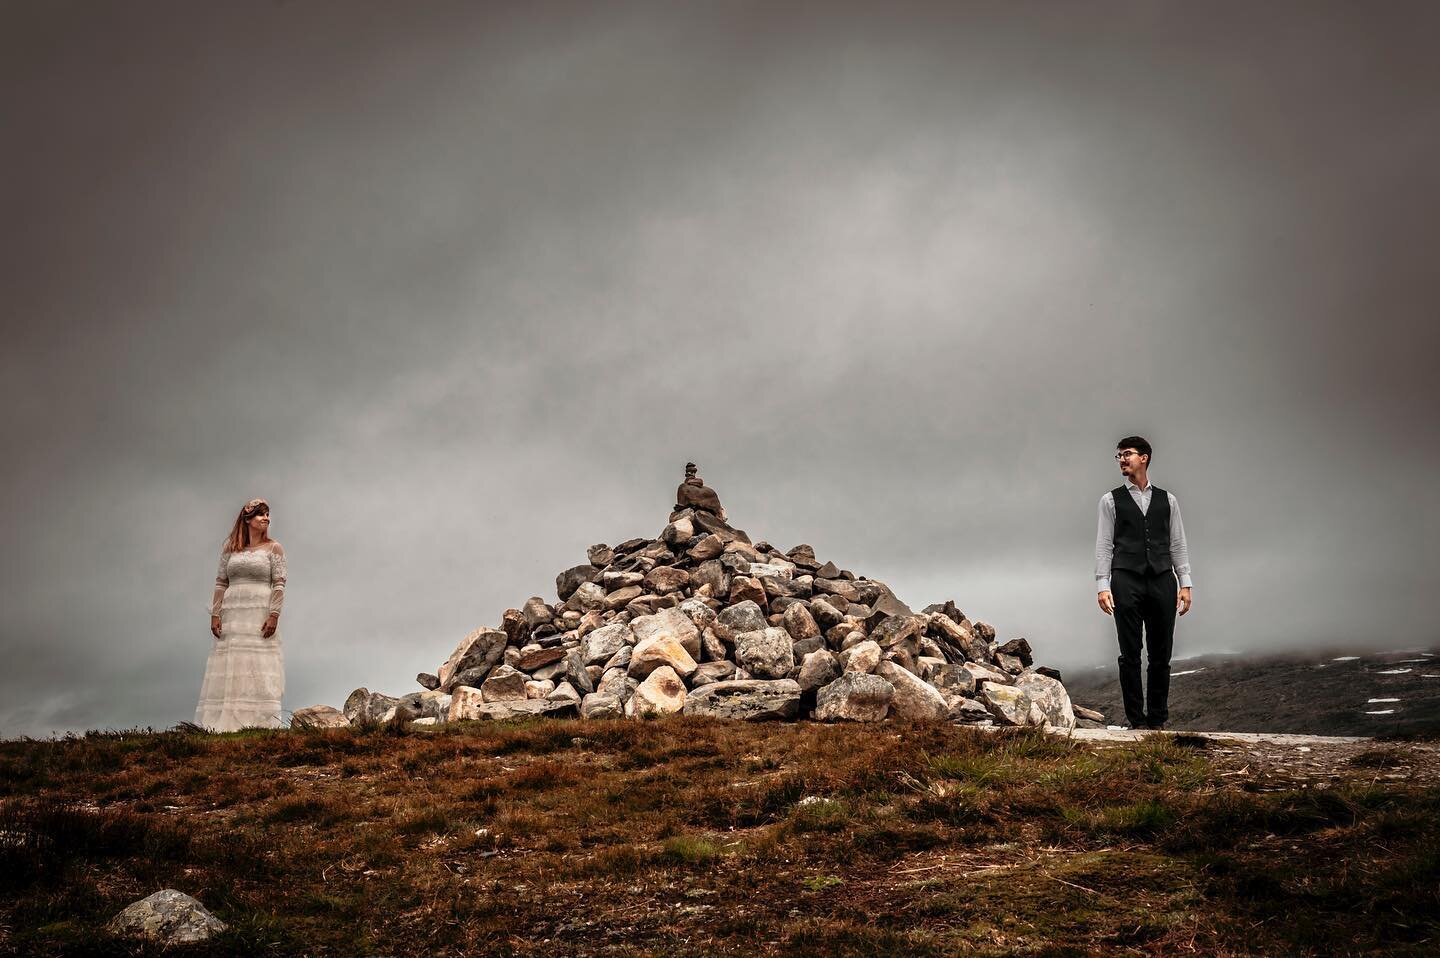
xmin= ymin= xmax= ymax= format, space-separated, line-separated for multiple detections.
xmin=1067 ymin=727 xmax=1440 ymax=789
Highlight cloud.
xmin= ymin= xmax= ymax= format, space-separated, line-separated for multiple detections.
xmin=3 ymin=1 xmax=1437 ymax=736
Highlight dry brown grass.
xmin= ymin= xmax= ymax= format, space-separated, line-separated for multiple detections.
xmin=1 ymin=718 xmax=1437 ymax=956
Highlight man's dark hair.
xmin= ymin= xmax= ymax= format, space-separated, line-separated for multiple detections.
xmin=1117 ymin=436 xmax=1152 ymax=463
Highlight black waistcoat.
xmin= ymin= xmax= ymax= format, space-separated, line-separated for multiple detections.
xmin=1111 ymin=485 xmax=1172 ymax=576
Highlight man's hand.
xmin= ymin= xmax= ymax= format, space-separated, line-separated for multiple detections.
xmin=1177 ymin=587 xmax=1192 ymax=616
xmin=1097 ymin=591 xmax=1115 ymax=616
xmin=210 ymin=615 xmax=222 ymax=639
xmin=262 ymin=613 xmax=279 ymax=638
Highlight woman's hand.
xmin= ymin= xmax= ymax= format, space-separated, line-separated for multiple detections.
xmin=262 ymin=613 xmax=279 ymax=638
xmin=211 ymin=615 xmax=222 ymax=639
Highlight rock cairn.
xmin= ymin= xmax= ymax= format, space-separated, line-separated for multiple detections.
xmin=303 ymin=465 xmax=1078 ymax=730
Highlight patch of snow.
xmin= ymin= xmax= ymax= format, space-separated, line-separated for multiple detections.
xmin=1367 ymin=698 xmax=1401 ymax=703
xmin=1365 ymin=710 xmax=1396 ymax=715
xmin=1423 ymin=674 xmax=1440 ymax=679
xmin=1396 ymin=659 xmax=1429 ymax=664
xmin=1171 ymin=668 xmax=1207 ymax=676
xmin=1331 ymin=656 xmax=1360 ymax=662
xmin=1375 ymin=668 xmax=1413 ymax=675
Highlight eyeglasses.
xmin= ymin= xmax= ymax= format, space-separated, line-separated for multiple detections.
xmin=1115 ymin=451 xmax=1143 ymax=461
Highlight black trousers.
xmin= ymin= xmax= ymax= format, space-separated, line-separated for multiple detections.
xmin=1111 ymin=568 xmax=1178 ymax=726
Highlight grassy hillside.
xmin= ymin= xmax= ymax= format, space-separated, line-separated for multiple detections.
xmin=2 ymin=718 xmax=1437 ymax=956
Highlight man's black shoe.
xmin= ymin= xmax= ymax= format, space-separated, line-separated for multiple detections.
xmin=1146 ymin=721 xmax=1167 ymax=731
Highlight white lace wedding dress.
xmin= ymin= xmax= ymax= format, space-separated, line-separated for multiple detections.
xmin=195 ymin=545 xmax=286 ymax=731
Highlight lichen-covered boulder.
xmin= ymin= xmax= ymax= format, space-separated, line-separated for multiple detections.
xmin=875 ymin=661 xmax=948 ymax=722
xmin=683 ymin=679 xmax=801 ymax=721
xmin=1014 ymin=671 xmax=1076 ymax=729
xmin=480 ymin=665 xmax=528 ymax=703
xmin=814 ymin=672 xmax=893 ymax=722
xmin=980 ymin=684 xmax=1033 ymax=726
xmin=107 ymin=890 xmax=226 ymax=944
xmin=734 ymin=627 xmax=794 ymax=680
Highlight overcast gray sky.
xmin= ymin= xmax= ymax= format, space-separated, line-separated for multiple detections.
xmin=3 ymin=0 xmax=1437 ymax=738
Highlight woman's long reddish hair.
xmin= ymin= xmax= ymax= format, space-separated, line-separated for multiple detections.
xmin=223 ymin=499 xmax=269 ymax=554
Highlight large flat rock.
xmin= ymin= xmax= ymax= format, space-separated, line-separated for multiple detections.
xmin=683 ymin=679 xmax=802 ymax=721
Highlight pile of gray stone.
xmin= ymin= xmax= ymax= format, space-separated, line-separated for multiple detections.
xmin=295 ymin=465 xmax=1084 ymax=731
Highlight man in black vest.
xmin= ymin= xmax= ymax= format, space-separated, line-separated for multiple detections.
xmin=1095 ymin=436 xmax=1193 ymax=730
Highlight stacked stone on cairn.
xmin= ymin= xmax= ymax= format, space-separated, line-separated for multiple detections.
xmin=301 ymin=464 xmax=1078 ymax=731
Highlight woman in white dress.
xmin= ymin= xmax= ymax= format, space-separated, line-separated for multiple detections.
xmin=196 ymin=498 xmax=287 ymax=731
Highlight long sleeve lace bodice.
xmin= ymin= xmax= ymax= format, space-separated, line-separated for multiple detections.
xmin=210 ymin=543 xmax=287 ymax=616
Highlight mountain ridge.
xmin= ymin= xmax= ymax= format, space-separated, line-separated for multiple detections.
xmin=1063 ymin=646 xmax=1440 ymax=737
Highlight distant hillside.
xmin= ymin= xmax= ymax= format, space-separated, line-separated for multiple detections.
xmin=1063 ymin=647 xmax=1440 ymax=736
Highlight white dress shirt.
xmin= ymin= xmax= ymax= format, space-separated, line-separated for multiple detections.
xmin=1095 ymin=479 xmax=1193 ymax=593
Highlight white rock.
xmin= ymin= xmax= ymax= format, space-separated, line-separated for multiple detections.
xmin=447 ymin=686 xmax=485 ymax=721
xmin=746 ymin=561 xmax=795 ymax=580
xmin=662 ymin=517 xmax=695 ymax=543
xmin=962 ymin=661 xmax=1012 ymax=688
xmin=565 ymin=581 xmax=608 ymax=613
xmin=690 ymin=660 xmax=737 ymax=687
xmin=814 ymin=672 xmax=893 ymax=722
xmin=628 ymin=636 xmax=698 ymax=680
xmin=480 ymin=664 xmax=528 ymax=703
xmin=980 ymin=684 xmax=1034 ymax=726
xmin=1013 ymin=671 xmax=1076 ymax=729
xmin=916 ymin=656 xmax=946 ymax=681
xmin=734 ymin=627 xmax=795 ymax=680
xmin=678 ymin=598 xmax=718 ymax=633
xmin=581 ymin=622 xmax=632 ymax=666
xmin=796 ymin=649 xmax=842 ymax=691
xmin=597 ymin=667 xmax=630 ymax=698
xmin=524 ymin=679 xmax=556 ymax=700
xmin=436 ymin=628 xmax=507 ymax=690
xmin=548 ymin=681 xmax=582 ymax=703
xmin=684 ymin=679 xmax=801 ymax=720
xmin=875 ymin=661 xmax=948 ymax=721
xmin=291 ymin=705 xmax=349 ymax=729
xmin=838 ymin=639 xmax=881 ymax=674
xmin=628 ymin=666 xmax=687 ymax=717
xmin=630 ymin=607 xmax=702 ymax=659
xmin=580 ymin=693 xmax=624 ymax=719
xmin=418 ymin=690 xmax=452 ymax=717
